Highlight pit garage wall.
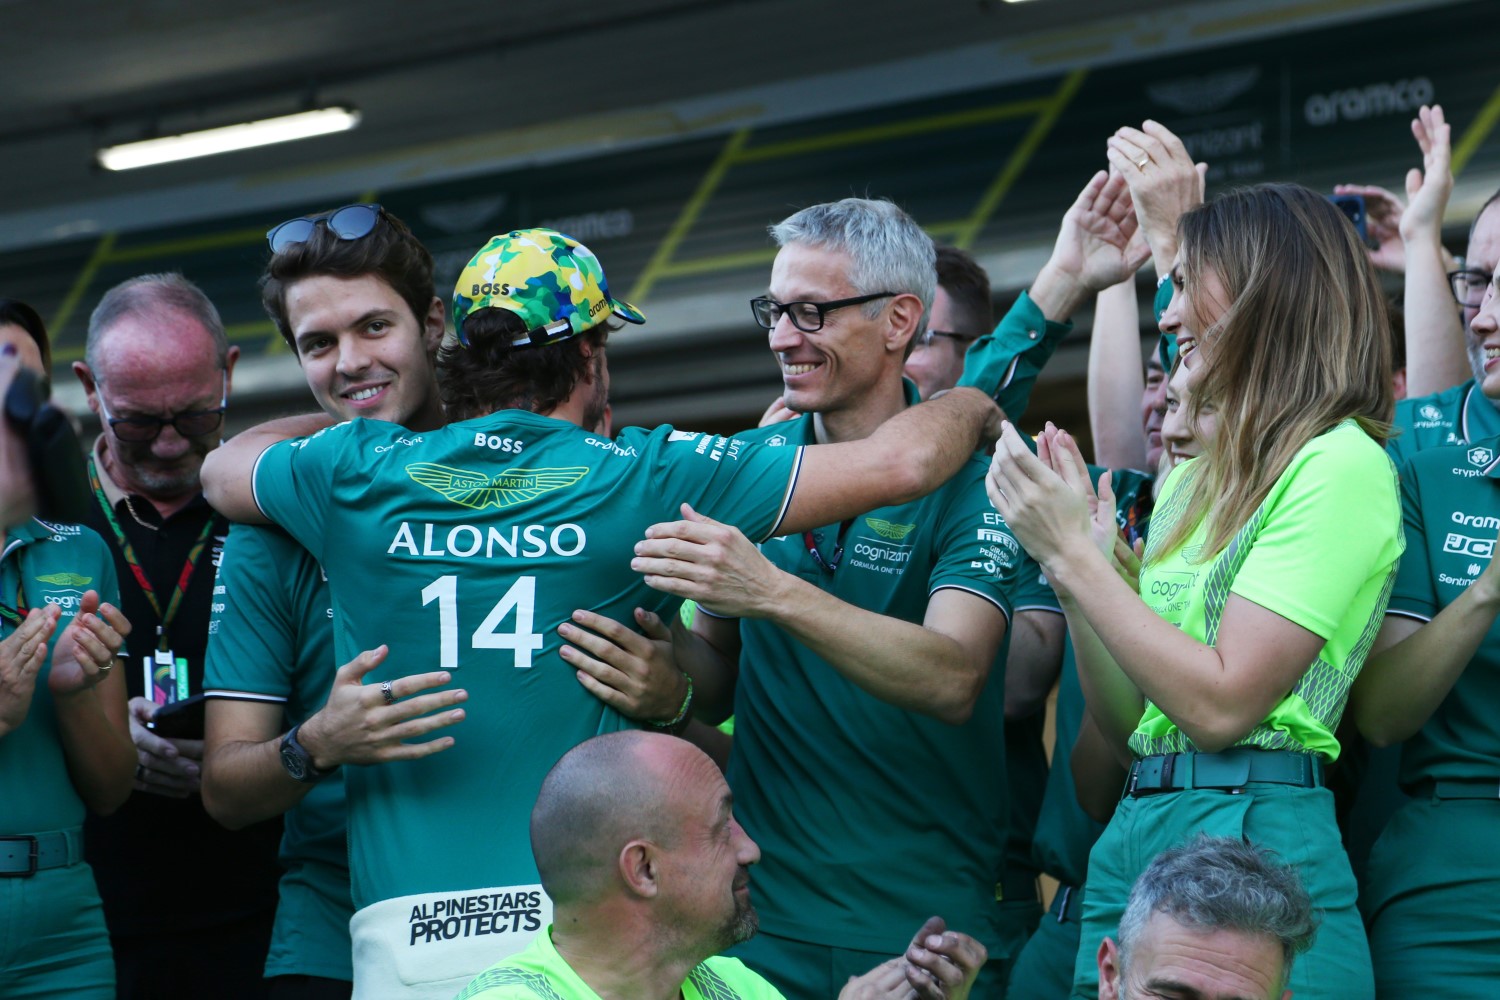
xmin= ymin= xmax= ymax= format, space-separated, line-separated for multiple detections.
xmin=11 ymin=0 xmax=1491 ymax=434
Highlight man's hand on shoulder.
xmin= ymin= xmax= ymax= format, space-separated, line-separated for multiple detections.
xmin=296 ymin=645 xmax=467 ymax=769
xmin=632 ymin=505 xmax=793 ymax=619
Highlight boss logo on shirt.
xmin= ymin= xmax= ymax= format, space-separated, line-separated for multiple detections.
xmin=472 ymin=434 xmax=524 ymax=454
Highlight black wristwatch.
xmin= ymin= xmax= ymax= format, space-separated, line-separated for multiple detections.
xmin=280 ymin=723 xmax=337 ymax=783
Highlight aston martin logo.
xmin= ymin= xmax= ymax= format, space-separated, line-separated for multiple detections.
xmin=864 ymin=518 xmax=916 ymax=540
xmin=406 ymin=463 xmax=589 ymax=510
xmin=35 ymin=572 xmax=92 ymax=586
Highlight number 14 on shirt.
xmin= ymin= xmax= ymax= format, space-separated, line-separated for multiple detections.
xmin=420 ymin=574 xmax=544 ymax=670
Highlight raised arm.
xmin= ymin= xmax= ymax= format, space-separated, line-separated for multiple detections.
xmin=1087 ymin=278 xmax=1151 ymax=470
xmin=958 ymin=169 xmax=1151 ymax=417
xmin=1397 ymin=105 xmax=1467 ymax=397
xmin=201 ymin=412 xmax=336 ymax=522
xmin=1106 ymin=121 xmax=1206 ymax=280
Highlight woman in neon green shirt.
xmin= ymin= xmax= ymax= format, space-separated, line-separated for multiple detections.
xmin=989 ymin=183 xmax=1401 ymax=999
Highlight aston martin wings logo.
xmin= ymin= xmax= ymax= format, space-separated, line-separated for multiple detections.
xmin=406 ymin=463 xmax=589 ymax=510
xmin=864 ymin=518 xmax=916 ymax=540
xmin=35 ymin=572 xmax=93 ymax=586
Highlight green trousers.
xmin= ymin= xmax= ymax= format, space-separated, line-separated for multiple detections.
xmin=1068 ymin=784 xmax=1372 ymax=999
xmin=1362 ymin=796 xmax=1500 ymax=998
xmin=0 ymin=862 xmax=114 ymax=998
xmin=1008 ymin=889 xmax=1083 ymax=1000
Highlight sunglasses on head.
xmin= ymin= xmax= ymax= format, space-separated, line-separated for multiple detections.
xmin=266 ymin=203 xmax=384 ymax=253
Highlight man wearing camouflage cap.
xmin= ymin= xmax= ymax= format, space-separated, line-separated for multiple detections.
xmin=202 ymin=228 xmax=1004 ymax=998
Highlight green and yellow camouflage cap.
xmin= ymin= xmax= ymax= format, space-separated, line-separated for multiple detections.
xmin=451 ymin=228 xmax=645 ymax=347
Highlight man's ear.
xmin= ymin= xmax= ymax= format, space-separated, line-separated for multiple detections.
xmin=885 ymin=292 xmax=923 ymax=355
xmin=72 ymin=362 xmax=99 ymax=414
xmin=1097 ymin=937 xmax=1123 ymax=1000
xmin=618 ymin=840 xmax=659 ymax=899
xmin=423 ymin=296 xmax=446 ymax=355
xmin=223 ymin=345 xmax=241 ymax=396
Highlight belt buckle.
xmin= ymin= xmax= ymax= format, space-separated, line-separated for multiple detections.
xmin=0 ymin=835 xmax=38 ymax=878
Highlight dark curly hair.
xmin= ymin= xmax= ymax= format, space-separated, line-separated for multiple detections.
xmin=440 ymin=309 xmax=614 ymax=422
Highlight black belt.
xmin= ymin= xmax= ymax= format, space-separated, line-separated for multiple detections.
xmin=1426 ymin=778 xmax=1500 ymax=800
xmin=1048 ymin=884 xmax=1084 ymax=924
xmin=0 ymin=828 xmax=84 ymax=877
xmin=1126 ymin=748 xmax=1324 ymax=798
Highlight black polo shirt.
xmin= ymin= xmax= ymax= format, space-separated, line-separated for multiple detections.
xmin=82 ymin=449 xmax=283 ymax=935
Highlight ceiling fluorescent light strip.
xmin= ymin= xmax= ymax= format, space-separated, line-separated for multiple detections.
xmin=97 ymin=106 xmax=361 ymax=171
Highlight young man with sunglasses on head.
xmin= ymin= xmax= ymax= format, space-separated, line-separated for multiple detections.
xmin=197 ymin=204 xmax=451 ymax=1000
xmin=70 ymin=274 xmax=290 ymax=999
xmin=201 ymin=225 xmax=1008 ymax=999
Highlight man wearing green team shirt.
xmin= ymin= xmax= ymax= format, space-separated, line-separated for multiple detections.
xmin=637 ymin=180 xmax=1148 ymax=999
xmin=1350 ymin=269 xmax=1500 ymax=994
xmin=201 ymin=227 xmax=1006 ymax=999
xmin=1387 ymin=190 xmax=1500 ymax=464
xmin=457 ymin=731 xmax=986 ymax=1000
xmin=201 ymin=205 xmax=455 ymax=998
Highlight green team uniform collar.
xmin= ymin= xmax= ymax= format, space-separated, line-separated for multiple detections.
xmin=1389 ymin=379 xmax=1500 ymax=467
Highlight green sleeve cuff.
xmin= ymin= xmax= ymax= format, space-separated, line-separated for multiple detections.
xmin=956 ymin=290 xmax=1072 ymax=422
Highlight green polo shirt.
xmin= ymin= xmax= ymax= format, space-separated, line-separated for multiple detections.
xmin=250 ymin=411 xmax=801 ymax=989
xmin=1133 ymin=421 xmax=1403 ymax=761
xmin=1386 ymin=434 xmax=1500 ymax=786
xmin=457 ymin=926 xmax=784 ymax=1000
xmin=0 ymin=518 xmax=119 ymax=833
xmin=723 ymin=383 xmax=1019 ymax=956
xmin=1388 ymin=379 xmax=1500 ymax=467
xmin=203 ymin=523 xmax=351 ymax=981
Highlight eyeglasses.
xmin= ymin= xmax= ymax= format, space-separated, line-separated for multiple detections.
xmin=266 ymin=203 xmax=384 ymax=253
xmin=96 ymin=372 xmax=228 ymax=443
xmin=913 ymin=328 xmax=978 ymax=349
xmin=1448 ymin=267 xmax=1495 ymax=308
xmin=749 ymin=292 xmax=898 ymax=333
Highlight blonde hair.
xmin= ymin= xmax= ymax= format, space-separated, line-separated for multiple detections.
xmin=1151 ymin=184 xmax=1393 ymax=561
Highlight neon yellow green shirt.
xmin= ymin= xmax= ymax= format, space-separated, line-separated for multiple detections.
xmin=1132 ymin=421 xmax=1403 ymax=761
xmin=455 ymin=926 xmax=784 ymax=999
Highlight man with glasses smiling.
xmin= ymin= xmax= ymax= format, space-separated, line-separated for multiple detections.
xmin=1387 ymin=186 xmax=1500 ymax=465
xmin=641 ymin=185 xmax=1146 ymax=999
xmin=71 ymin=273 xmax=287 ymax=999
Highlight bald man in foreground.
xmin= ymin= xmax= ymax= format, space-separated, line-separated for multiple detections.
xmin=456 ymin=731 xmax=986 ymax=1000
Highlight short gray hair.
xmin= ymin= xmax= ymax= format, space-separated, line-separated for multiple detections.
xmin=770 ymin=198 xmax=935 ymax=331
xmin=85 ymin=273 xmax=229 ymax=375
xmin=1118 ymin=835 xmax=1317 ymax=991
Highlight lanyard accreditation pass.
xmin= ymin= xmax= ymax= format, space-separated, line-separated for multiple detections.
xmin=88 ymin=456 xmax=214 ymax=703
